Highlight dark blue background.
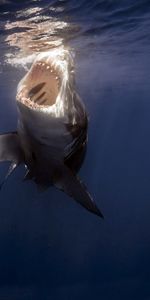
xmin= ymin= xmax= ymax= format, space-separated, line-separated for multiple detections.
xmin=0 ymin=0 xmax=150 ymax=299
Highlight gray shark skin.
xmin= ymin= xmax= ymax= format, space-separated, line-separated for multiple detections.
xmin=0 ymin=48 xmax=103 ymax=218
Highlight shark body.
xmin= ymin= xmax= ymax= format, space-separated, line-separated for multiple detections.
xmin=0 ymin=48 xmax=103 ymax=218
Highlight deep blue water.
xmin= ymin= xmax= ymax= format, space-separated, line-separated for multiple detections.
xmin=0 ymin=0 xmax=150 ymax=299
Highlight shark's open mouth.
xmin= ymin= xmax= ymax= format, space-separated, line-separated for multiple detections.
xmin=17 ymin=60 xmax=61 ymax=109
xmin=16 ymin=49 xmax=79 ymax=120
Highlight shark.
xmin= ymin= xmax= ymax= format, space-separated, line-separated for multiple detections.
xmin=0 ymin=48 xmax=103 ymax=218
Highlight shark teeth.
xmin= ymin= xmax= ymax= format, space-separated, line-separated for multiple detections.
xmin=37 ymin=61 xmax=60 ymax=81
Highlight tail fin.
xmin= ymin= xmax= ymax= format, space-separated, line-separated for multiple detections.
xmin=0 ymin=132 xmax=23 ymax=188
xmin=53 ymin=164 xmax=104 ymax=218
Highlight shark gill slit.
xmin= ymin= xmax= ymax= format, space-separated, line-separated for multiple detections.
xmin=35 ymin=91 xmax=46 ymax=103
xmin=28 ymin=82 xmax=46 ymax=98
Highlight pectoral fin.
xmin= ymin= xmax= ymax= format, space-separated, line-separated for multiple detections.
xmin=0 ymin=132 xmax=23 ymax=163
xmin=53 ymin=165 xmax=104 ymax=218
xmin=0 ymin=132 xmax=24 ymax=188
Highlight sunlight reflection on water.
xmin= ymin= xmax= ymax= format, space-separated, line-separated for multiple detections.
xmin=4 ymin=5 xmax=75 ymax=68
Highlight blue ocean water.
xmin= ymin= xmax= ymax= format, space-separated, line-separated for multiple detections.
xmin=0 ymin=0 xmax=150 ymax=299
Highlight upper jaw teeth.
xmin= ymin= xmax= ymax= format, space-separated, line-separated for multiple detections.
xmin=37 ymin=61 xmax=60 ymax=81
